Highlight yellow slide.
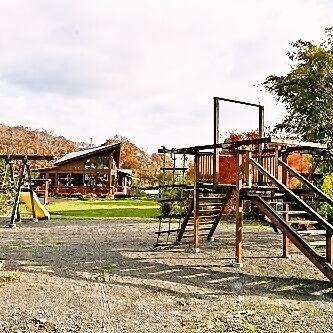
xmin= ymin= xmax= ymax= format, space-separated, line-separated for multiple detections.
xmin=20 ymin=189 xmax=50 ymax=220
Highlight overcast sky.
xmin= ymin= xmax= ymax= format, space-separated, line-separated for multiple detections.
xmin=0 ymin=0 xmax=332 ymax=152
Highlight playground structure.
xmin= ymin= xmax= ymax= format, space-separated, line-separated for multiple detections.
xmin=156 ymin=97 xmax=333 ymax=282
xmin=1 ymin=155 xmax=53 ymax=227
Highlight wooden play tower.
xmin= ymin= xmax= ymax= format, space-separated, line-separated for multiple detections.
xmin=156 ymin=97 xmax=333 ymax=282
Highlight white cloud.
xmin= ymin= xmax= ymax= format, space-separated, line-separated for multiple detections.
xmin=0 ymin=0 xmax=332 ymax=152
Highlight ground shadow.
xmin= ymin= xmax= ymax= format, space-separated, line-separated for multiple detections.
xmin=0 ymin=220 xmax=332 ymax=303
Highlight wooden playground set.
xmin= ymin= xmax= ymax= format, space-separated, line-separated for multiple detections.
xmin=1 ymin=97 xmax=333 ymax=282
xmin=156 ymin=97 xmax=333 ymax=282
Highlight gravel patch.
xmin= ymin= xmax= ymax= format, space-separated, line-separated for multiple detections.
xmin=0 ymin=219 xmax=332 ymax=332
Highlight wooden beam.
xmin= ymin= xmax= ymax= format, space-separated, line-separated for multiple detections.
xmin=270 ymin=138 xmax=327 ymax=149
xmin=327 ymin=233 xmax=333 ymax=265
xmin=235 ymin=152 xmax=244 ymax=263
xmin=44 ymin=179 xmax=50 ymax=205
xmin=245 ymin=150 xmax=252 ymax=187
xmin=215 ymin=97 xmax=262 ymax=108
xmin=193 ymin=154 xmax=200 ymax=250
xmin=213 ymin=97 xmax=220 ymax=191
xmin=282 ymin=234 xmax=291 ymax=258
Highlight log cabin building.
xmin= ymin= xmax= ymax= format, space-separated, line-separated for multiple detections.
xmin=38 ymin=143 xmax=133 ymax=198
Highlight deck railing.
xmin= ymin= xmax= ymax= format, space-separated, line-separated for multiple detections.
xmin=197 ymin=153 xmax=214 ymax=182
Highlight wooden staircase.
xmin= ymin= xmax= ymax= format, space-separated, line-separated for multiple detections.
xmin=241 ymin=157 xmax=333 ymax=281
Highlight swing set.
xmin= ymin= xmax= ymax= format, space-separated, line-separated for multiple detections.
xmin=0 ymin=154 xmax=53 ymax=227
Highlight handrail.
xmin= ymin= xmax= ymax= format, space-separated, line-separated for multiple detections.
xmin=251 ymin=196 xmax=333 ymax=281
xmin=278 ymin=158 xmax=333 ymax=206
xmin=177 ymin=197 xmax=194 ymax=242
xmin=249 ymin=158 xmax=333 ymax=233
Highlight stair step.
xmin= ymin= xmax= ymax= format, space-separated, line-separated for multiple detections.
xmin=309 ymin=240 xmax=326 ymax=247
xmin=298 ymin=229 xmax=327 ymax=236
xmin=198 ymin=204 xmax=224 ymax=208
xmin=187 ymin=222 xmax=214 ymax=226
xmin=198 ymin=209 xmax=221 ymax=213
xmin=288 ymin=220 xmax=318 ymax=225
xmin=250 ymin=185 xmax=279 ymax=190
xmin=155 ymin=229 xmax=180 ymax=235
xmin=189 ymin=215 xmax=218 ymax=220
xmin=268 ymin=201 xmax=296 ymax=205
xmin=182 ymin=233 xmax=210 ymax=238
xmin=199 ymin=196 xmax=226 ymax=200
xmin=278 ymin=211 xmax=307 ymax=215
xmin=157 ymin=214 xmax=186 ymax=219
xmin=184 ymin=227 xmax=212 ymax=233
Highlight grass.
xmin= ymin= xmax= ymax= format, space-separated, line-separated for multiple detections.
xmin=46 ymin=198 xmax=160 ymax=219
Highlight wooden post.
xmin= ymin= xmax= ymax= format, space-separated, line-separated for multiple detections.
xmin=258 ymin=106 xmax=265 ymax=139
xmin=326 ymin=232 xmax=333 ymax=265
xmin=26 ymin=160 xmax=38 ymax=222
xmin=245 ymin=150 xmax=252 ymax=187
xmin=282 ymin=234 xmax=291 ymax=258
xmin=257 ymin=105 xmax=265 ymax=185
xmin=274 ymin=146 xmax=280 ymax=180
xmin=44 ymin=179 xmax=50 ymax=205
xmin=213 ymin=97 xmax=219 ymax=191
xmin=235 ymin=151 xmax=244 ymax=265
xmin=9 ymin=161 xmax=25 ymax=227
xmin=193 ymin=153 xmax=200 ymax=252
xmin=281 ymin=153 xmax=290 ymax=258
xmin=281 ymin=153 xmax=289 ymax=186
xmin=276 ymin=147 xmax=283 ymax=182
xmin=55 ymin=172 xmax=58 ymax=186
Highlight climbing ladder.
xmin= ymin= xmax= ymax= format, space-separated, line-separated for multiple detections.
xmin=155 ymin=149 xmax=235 ymax=248
xmin=155 ymin=183 xmax=234 ymax=247
xmin=155 ymin=148 xmax=192 ymax=247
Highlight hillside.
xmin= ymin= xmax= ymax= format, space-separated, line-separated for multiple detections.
xmin=0 ymin=126 xmax=169 ymax=185
xmin=0 ymin=124 xmax=78 ymax=166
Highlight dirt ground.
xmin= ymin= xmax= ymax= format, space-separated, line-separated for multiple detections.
xmin=0 ymin=218 xmax=332 ymax=333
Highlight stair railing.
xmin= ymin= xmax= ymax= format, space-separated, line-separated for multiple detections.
xmin=251 ymin=155 xmax=333 ymax=275
xmin=249 ymin=157 xmax=333 ymax=234
xmin=197 ymin=152 xmax=214 ymax=183
xmin=252 ymin=195 xmax=333 ymax=281
xmin=278 ymin=158 xmax=333 ymax=207
xmin=177 ymin=197 xmax=194 ymax=243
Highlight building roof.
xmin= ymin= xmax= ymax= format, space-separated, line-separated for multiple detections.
xmin=54 ymin=143 xmax=121 ymax=166
xmin=118 ymin=168 xmax=133 ymax=176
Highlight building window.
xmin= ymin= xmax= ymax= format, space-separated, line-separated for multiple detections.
xmin=84 ymin=159 xmax=96 ymax=169
xmin=58 ymin=173 xmax=71 ymax=186
xmin=71 ymin=173 xmax=84 ymax=186
xmin=97 ymin=156 xmax=109 ymax=169
xmin=83 ymin=173 xmax=108 ymax=187
xmin=84 ymin=174 xmax=95 ymax=186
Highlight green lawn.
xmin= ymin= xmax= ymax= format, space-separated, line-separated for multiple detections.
xmin=46 ymin=198 xmax=160 ymax=219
